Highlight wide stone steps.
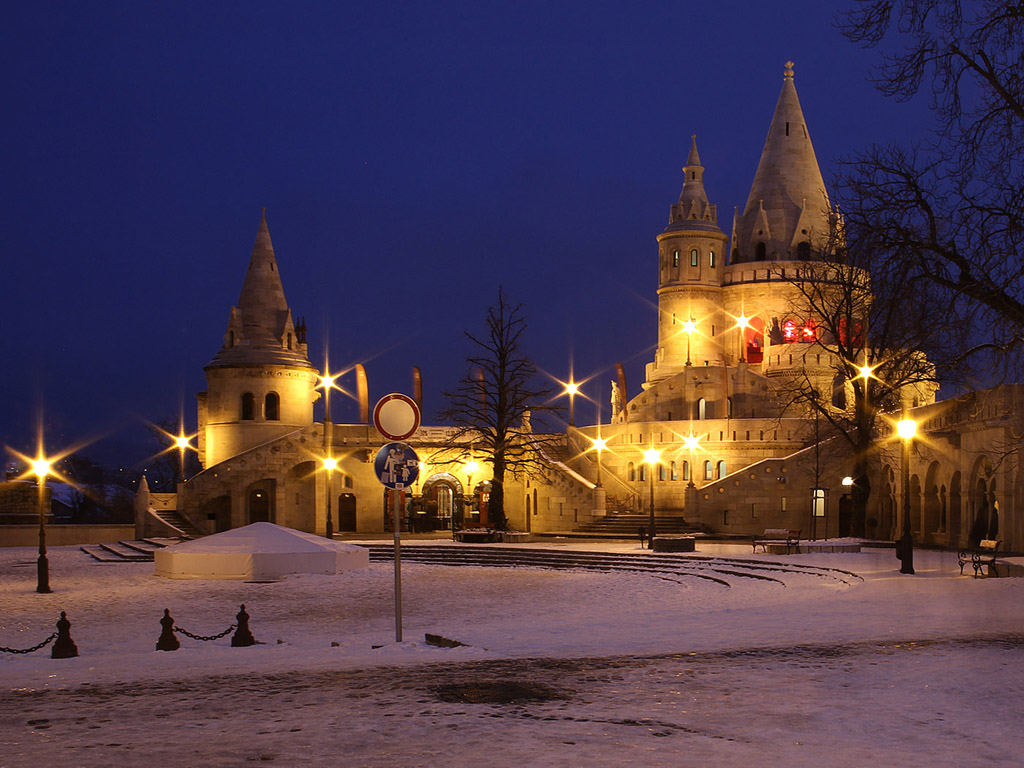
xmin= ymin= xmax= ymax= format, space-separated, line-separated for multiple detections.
xmin=153 ymin=510 xmax=204 ymax=538
xmin=361 ymin=544 xmax=861 ymax=586
xmin=575 ymin=514 xmax=698 ymax=535
xmin=80 ymin=537 xmax=184 ymax=563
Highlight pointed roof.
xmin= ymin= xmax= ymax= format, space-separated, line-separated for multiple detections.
xmin=732 ymin=61 xmax=831 ymax=262
xmin=663 ymin=135 xmax=722 ymax=235
xmin=206 ymin=211 xmax=314 ymax=369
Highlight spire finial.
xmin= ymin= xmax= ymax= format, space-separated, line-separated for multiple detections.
xmin=784 ymin=60 xmax=795 ymax=80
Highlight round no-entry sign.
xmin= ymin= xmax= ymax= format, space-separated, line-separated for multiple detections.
xmin=373 ymin=393 xmax=421 ymax=441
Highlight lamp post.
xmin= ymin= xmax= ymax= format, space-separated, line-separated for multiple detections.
xmin=174 ymin=434 xmax=191 ymax=484
xmin=896 ymin=416 xmax=917 ymax=575
xmin=591 ymin=435 xmax=607 ymax=488
xmin=323 ymin=457 xmax=337 ymax=539
xmin=565 ymin=381 xmax=579 ymax=427
xmin=32 ymin=457 xmax=52 ymax=594
xmin=682 ymin=433 xmax=700 ymax=488
xmin=681 ymin=318 xmax=697 ymax=367
xmin=643 ymin=448 xmax=660 ymax=548
xmin=734 ymin=314 xmax=751 ymax=363
xmin=318 ymin=369 xmax=340 ymax=538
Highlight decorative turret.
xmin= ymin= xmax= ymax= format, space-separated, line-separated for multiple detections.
xmin=196 ymin=211 xmax=318 ymax=468
xmin=731 ymin=62 xmax=833 ymax=264
xmin=646 ymin=136 xmax=730 ymax=385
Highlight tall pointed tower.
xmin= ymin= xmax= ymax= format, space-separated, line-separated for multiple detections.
xmin=196 ymin=211 xmax=318 ymax=468
xmin=730 ymin=61 xmax=832 ymax=264
xmin=645 ymin=135 xmax=730 ymax=385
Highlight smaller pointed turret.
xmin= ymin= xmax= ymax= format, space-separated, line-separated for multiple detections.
xmin=665 ymin=135 xmax=721 ymax=234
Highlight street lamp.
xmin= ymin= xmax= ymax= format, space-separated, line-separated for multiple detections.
xmin=643 ymin=448 xmax=660 ymax=547
xmin=896 ymin=416 xmax=917 ymax=575
xmin=734 ymin=314 xmax=751 ymax=363
xmin=32 ymin=456 xmax=53 ymax=594
xmin=564 ymin=381 xmax=579 ymax=427
xmin=174 ymin=433 xmax=192 ymax=484
xmin=682 ymin=432 xmax=700 ymax=488
xmin=322 ymin=456 xmax=337 ymax=539
xmin=681 ymin=317 xmax=698 ymax=366
xmin=590 ymin=434 xmax=608 ymax=488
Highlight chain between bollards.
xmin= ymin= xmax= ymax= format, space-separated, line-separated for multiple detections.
xmin=157 ymin=604 xmax=256 ymax=651
xmin=1 ymin=611 xmax=78 ymax=658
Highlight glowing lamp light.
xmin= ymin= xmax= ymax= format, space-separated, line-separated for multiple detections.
xmin=175 ymin=435 xmax=191 ymax=450
xmin=565 ymin=382 xmax=579 ymax=396
xmin=464 ymin=460 xmax=479 ymax=476
xmin=319 ymin=372 xmax=339 ymax=389
xmin=856 ymin=364 xmax=874 ymax=380
xmin=323 ymin=457 xmax=338 ymax=472
xmin=896 ymin=418 xmax=917 ymax=441
xmin=643 ymin=448 xmax=661 ymax=465
xmin=681 ymin=318 xmax=698 ymax=334
xmin=734 ymin=314 xmax=751 ymax=330
xmin=842 ymin=476 xmax=854 ymax=487
xmin=32 ymin=458 xmax=52 ymax=479
xmin=682 ymin=434 xmax=700 ymax=452
xmin=591 ymin=436 xmax=608 ymax=453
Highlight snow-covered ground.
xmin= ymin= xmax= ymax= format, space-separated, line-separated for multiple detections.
xmin=2 ymin=540 xmax=1023 ymax=767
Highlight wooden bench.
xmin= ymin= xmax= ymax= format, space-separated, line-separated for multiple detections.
xmin=958 ymin=539 xmax=1002 ymax=578
xmin=753 ymin=528 xmax=802 ymax=554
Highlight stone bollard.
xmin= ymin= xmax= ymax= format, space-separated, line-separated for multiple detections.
xmin=231 ymin=604 xmax=255 ymax=647
xmin=51 ymin=611 xmax=79 ymax=659
xmin=156 ymin=608 xmax=180 ymax=651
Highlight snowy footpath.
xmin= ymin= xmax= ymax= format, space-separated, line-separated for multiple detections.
xmin=1 ymin=541 xmax=1023 ymax=767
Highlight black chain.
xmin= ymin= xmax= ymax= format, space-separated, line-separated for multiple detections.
xmin=0 ymin=632 xmax=58 ymax=655
xmin=173 ymin=624 xmax=236 ymax=642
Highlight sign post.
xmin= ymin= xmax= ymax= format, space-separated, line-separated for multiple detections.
xmin=372 ymin=394 xmax=421 ymax=643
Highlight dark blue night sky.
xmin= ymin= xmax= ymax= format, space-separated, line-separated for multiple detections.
xmin=1 ymin=1 xmax=931 ymax=464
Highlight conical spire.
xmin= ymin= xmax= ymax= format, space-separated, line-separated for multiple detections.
xmin=731 ymin=61 xmax=831 ymax=263
xmin=664 ymin=134 xmax=721 ymax=234
xmin=207 ymin=210 xmax=313 ymax=369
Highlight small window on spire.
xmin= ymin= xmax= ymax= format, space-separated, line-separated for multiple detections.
xmin=673 ymin=250 xmax=680 ymax=267
xmin=709 ymin=251 xmax=715 ymax=267
xmin=241 ymin=393 xmax=255 ymax=421
xmin=785 ymin=122 xmax=790 ymax=136
xmin=690 ymin=249 xmax=698 ymax=267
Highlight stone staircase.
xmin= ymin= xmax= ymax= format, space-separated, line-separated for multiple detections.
xmin=150 ymin=509 xmax=205 ymax=538
xmin=574 ymin=513 xmax=698 ymax=537
xmin=80 ymin=537 xmax=186 ymax=563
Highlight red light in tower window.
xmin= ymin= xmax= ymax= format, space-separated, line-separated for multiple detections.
xmin=802 ymin=320 xmax=816 ymax=341
xmin=783 ymin=320 xmax=797 ymax=342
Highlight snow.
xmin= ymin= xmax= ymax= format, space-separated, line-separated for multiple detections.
xmin=2 ymin=540 xmax=1023 ymax=766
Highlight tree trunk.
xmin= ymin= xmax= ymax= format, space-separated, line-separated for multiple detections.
xmin=490 ymin=454 xmax=507 ymax=530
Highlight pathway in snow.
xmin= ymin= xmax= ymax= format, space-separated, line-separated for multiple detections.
xmin=4 ymin=636 xmax=1023 ymax=768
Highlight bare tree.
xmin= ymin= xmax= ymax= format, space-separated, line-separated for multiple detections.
xmin=438 ymin=289 xmax=561 ymax=530
xmin=836 ymin=1 xmax=1024 ymax=373
xmin=771 ymin=229 xmax=950 ymax=536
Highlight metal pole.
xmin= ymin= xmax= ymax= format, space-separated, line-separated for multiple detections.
xmin=37 ymin=478 xmax=51 ymax=594
xmin=393 ymin=486 xmax=403 ymax=642
xmin=900 ymin=437 xmax=915 ymax=574
xmin=648 ymin=466 xmax=656 ymax=549
xmin=325 ymin=470 xmax=333 ymax=539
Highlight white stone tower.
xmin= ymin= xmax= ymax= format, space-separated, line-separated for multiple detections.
xmin=646 ymin=135 xmax=730 ymax=385
xmin=196 ymin=211 xmax=318 ymax=468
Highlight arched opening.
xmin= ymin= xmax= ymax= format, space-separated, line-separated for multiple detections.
xmin=690 ymin=249 xmax=699 ymax=267
xmin=717 ymin=460 xmax=726 ymax=479
xmin=703 ymin=460 xmax=713 ymax=481
xmin=628 ymin=462 xmax=636 ymax=482
xmin=241 ymin=392 xmax=256 ymax=420
xmin=755 ymin=242 xmax=767 ymax=261
xmin=949 ymin=471 xmax=962 ymax=546
xmin=265 ymin=392 xmax=280 ymax=421
xmin=337 ymin=493 xmax=357 ymax=531
xmin=247 ymin=483 xmax=274 ymax=524
xmin=831 ymin=373 xmax=847 ymax=410
xmin=923 ymin=462 xmax=941 ymax=542
xmin=421 ymin=473 xmax=463 ymax=531
xmin=199 ymin=495 xmax=232 ymax=533
xmin=797 ymin=241 xmax=811 ymax=260
xmin=698 ymin=398 xmax=707 ymax=420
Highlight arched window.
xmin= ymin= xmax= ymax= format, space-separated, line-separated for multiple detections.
xmin=682 ymin=461 xmax=690 ymax=481
xmin=628 ymin=462 xmax=636 ymax=482
xmin=229 ymin=330 xmax=235 ymax=347
xmin=241 ymin=392 xmax=255 ymax=420
xmin=755 ymin=242 xmax=767 ymax=261
xmin=287 ymin=332 xmax=293 ymax=349
xmin=673 ymin=249 xmax=680 ymax=267
xmin=698 ymin=398 xmax=707 ymax=420
xmin=717 ymin=460 xmax=727 ymax=479
xmin=639 ymin=464 xmax=647 ymax=482
xmin=690 ymin=249 xmax=699 ymax=267
xmin=265 ymin=392 xmax=280 ymax=421
xmin=670 ymin=461 xmax=678 ymax=481
xmin=727 ymin=397 xmax=734 ymax=418
xmin=658 ymin=464 xmax=666 ymax=481
xmin=704 ymin=460 xmax=713 ymax=480
xmin=797 ymin=241 xmax=811 ymax=260
xmin=709 ymin=250 xmax=716 ymax=267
